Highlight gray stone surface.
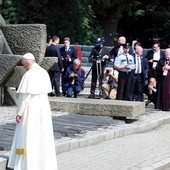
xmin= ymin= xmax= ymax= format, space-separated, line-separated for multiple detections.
xmin=6 ymin=66 xmax=26 ymax=87
xmin=57 ymin=123 xmax=170 ymax=170
xmin=40 ymin=57 xmax=58 ymax=71
xmin=50 ymin=97 xmax=145 ymax=118
xmin=0 ymin=157 xmax=6 ymax=170
xmin=0 ymin=14 xmax=6 ymax=26
xmin=0 ymin=54 xmax=21 ymax=85
xmin=0 ymin=110 xmax=124 ymax=151
xmin=6 ymin=57 xmax=58 ymax=88
xmin=1 ymin=24 xmax=47 ymax=63
xmin=0 ymin=107 xmax=170 ymax=170
xmin=0 ymin=30 xmax=13 ymax=54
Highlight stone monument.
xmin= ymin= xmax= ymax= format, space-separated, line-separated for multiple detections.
xmin=0 ymin=13 xmax=57 ymax=105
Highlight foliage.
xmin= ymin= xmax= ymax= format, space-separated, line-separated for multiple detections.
xmin=1 ymin=0 xmax=170 ymax=47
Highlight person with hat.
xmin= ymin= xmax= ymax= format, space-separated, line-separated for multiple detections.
xmin=114 ymin=43 xmax=135 ymax=100
xmin=7 ymin=53 xmax=58 ymax=170
xmin=88 ymin=37 xmax=110 ymax=99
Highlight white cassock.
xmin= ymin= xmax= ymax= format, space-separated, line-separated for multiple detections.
xmin=7 ymin=63 xmax=58 ymax=170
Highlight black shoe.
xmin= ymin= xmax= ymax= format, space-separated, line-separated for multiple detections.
xmin=99 ymin=92 xmax=103 ymax=99
xmin=55 ymin=93 xmax=61 ymax=97
xmin=145 ymin=100 xmax=151 ymax=106
xmin=62 ymin=92 xmax=66 ymax=96
xmin=74 ymin=93 xmax=78 ymax=98
xmin=48 ymin=92 xmax=55 ymax=97
xmin=88 ymin=94 xmax=95 ymax=99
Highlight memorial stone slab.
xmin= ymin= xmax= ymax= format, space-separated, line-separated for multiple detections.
xmin=50 ymin=98 xmax=145 ymax=118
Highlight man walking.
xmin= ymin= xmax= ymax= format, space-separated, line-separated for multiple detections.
xmin=7 ymin=53 xmax=57 ymax=170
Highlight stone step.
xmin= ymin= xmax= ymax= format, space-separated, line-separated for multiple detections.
xmin=49 ymin=97 xmax=145 ymax=118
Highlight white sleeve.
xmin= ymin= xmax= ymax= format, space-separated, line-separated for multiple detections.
xmin=16 ymin=93 xmax=31 ymax=116
xmin=114 ymin=70 xmax=119 ymax=77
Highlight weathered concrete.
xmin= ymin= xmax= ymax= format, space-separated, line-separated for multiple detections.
xmin=0 ymin=14 xmax=6 ymax=26
xmin=5 ymin=66 xmax=26 ymax=87
xmin=0 ymin=24 xmax=47 ymax=63
xmin=0 ymin=54 xmax=21 ymax=85
xmin=0 ymin=30 xmax=13 ymax=54
xmin=6 ymin=57 xmax=58 ymax=88
xmin=0 ymin=107 xmax=170 ymax=170
xmin=50 ymin=97 xmax=145 ymax=118
xmin=39 ymin=57 xmax=58 ymax=71
xmin=0 ymin=157 xmax=6 ymax=170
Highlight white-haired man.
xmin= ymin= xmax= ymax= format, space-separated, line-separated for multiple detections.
xmin=63 ymin=58 xmax=85 ymax=98
xmin=7 ymin=53 xmax=57 ymax=170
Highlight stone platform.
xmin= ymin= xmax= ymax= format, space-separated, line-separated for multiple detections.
xmin=49 ymin=97 xmax=145 ymax=118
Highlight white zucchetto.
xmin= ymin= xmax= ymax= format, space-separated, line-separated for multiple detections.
xmin=22 ymin=53 xmax=35 ymax=60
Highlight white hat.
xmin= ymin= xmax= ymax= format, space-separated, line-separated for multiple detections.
xmin=22 ymin=53 xmax=35 ymax=60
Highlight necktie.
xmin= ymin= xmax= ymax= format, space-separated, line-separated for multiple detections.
xmin=136 ymin=56 xmax=140 ymax=73
xmin=126 ymin=54 xmax=129 ymax=64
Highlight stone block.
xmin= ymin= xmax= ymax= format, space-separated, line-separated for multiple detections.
xmin=6 ymin=66 xmax=26 ymax=87
xmin=6 ymin=57 xmax=58 ymax=88
xmin=40 ymin=57 xmax=58 ymax=71
xmin=50 ymin=98 xmax=145 ymax=118
xmin=0 ymin=30 xmax=13 ymax=54
xmin=0 ymin=157 xmax=7 ymax=170
xmin=0 ymin=14 xmax=6 ymax=26
xmin=0 ymin=54 xmax=21 ymax=85
xmin=0 ymin=24 xmax=47 ymax=63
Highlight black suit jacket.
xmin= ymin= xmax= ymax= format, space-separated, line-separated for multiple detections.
xmin=109 ymin=45 xmax=134 ymax=59
xmin=146 ymin=50 xmax=165 ymax=78
xmin=45 ymin=44 xmax=63 ymax=71
xmin=131 ymin=54 xmax=149 ymax=81
xmin=60 ymin=45 xmax=77 ymax=68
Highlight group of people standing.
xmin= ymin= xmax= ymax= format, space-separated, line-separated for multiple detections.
xmin=87 ymin=36 xmax=170 ymax=111
xmin=7 ymin=35 xmax=170 ymax=170
xmin=44 ymin=35 xmax=170 ymax=111
xmin=45 ymin=36 xmax=85 ymax=98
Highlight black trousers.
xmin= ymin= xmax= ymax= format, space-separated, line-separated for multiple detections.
xmin=53 ymin=71 xmax=61 ymax=95
xmin=116 ymin=71 xmax=131 ymax=100
xmin=90 ymin=67 xmax=103 ymax=94
xmin=129 ymin=74 xmax=143 ymax=101
xmin=49 ymin=70 xmax=61 ymax=95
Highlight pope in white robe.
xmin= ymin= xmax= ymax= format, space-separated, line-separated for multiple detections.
xmin=7 ymin=53 xmax=58 ymax=170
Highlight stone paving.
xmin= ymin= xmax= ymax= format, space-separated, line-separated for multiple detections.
xmin=57 ymin=123 xmax=170 ymax=170
xmin=0 ymin=106 xmax=170 ymax=169
xmin=0 ymin=106 xmax=124 ymax=151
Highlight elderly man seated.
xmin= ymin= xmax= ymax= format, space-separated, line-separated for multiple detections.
xmin=64 ymin=59 xmax=85 ymax=98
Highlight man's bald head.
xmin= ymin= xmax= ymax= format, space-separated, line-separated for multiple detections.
xmin=118 ymin=36 xmax=126 ymax=45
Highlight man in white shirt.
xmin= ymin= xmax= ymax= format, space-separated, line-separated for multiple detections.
xmin=146 ymin=41 xmax=165 ymax=79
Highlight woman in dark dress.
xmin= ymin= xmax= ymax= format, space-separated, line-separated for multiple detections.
xmin=156 ymin=48 xmax=170 ymax=111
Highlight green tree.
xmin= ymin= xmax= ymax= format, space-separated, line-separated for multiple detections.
xmin=1 ymin=0 xmax=170 ymax=47
xmin=118 ymin=0 xmax=170 ymax=48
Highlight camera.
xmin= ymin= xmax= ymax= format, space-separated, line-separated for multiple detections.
xmin=96 ymin=54 xmax=102 ymax=60
xmin=106 ymin=69 xmax=110 ymax=74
